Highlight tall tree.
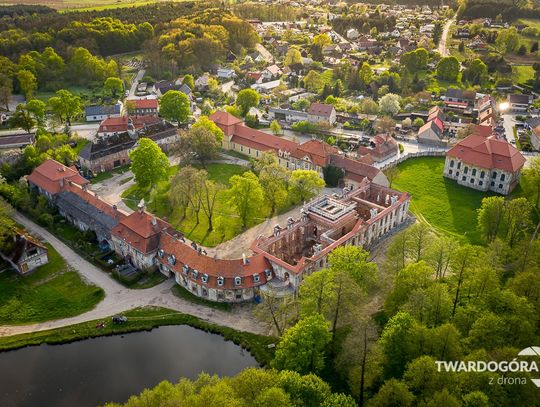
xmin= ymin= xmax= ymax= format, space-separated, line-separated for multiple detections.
xmin=235 ymin=89 xmax=260 ymax=116
xmin=159 ymin=90 xmax=190 ymax=123
xmin=436 ymin=57 xmax=460 ymax=82
xmin=271 ymin=314 xmax=331 ymax=374
xmin=47 ymin=89 xmax=82 ymax=126
xmin=104 ymin=77 xmax=123 ymax=98
xmin=9 ymin=104 xmax=35 ymax=133
xmin=226 ymin=171 xmax=265 ymax=228
xmin=477 ymin=196 xmax=506 ymax=242
xmin=16 ymin=70 xmax=37 ymax=99
xmin=128 ymin=138 xmax=170 ymax=189
xmin=255 ymin=152 xmax=290 ymax=214
xmin=289 ymin=170 xmax=325 ymax=203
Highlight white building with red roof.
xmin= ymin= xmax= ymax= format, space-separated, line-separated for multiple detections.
xmin=444 ymin=133 xmax=526 ymax=195
xmin=307 ymin=102 xmax=337 ymax=125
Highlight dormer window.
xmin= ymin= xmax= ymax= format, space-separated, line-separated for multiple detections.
xmin=202 ymin=273 xmax=209 ymax=283
xmin=217 ymin=276 xmax=224 ymax=286
xmin=234 ymin=276 xmax=242 ymax=286
xmin=253 ymin=274 xmax=260 ymax=283
xmin=158 ymin=249 xmax=164 ymax=258
xmin=264 ymin=269 xmax=272 ymax=278
xmin=192 ymin=269 xmax=199 ymax=279
xmin=168 ymin=255 xmax=176 ymax=265
xmin=182 ymin=264 xmax=189 ymax=273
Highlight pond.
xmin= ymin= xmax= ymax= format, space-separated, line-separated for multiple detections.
xmin=0 ymin=325 xmax=258 ymax=407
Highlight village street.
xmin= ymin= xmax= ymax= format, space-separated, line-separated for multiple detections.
xmin=438 ymin=17 xmax=455 ymax=57
xmin=0 ymin=212 xmax=265 ymax=339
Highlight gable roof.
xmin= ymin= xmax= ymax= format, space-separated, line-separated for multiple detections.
xmin=27 ymin=159 xmax=88 ymax=195
xmin=131 ymin=99 xmax=158 ymax=109
xmin=111 ymin=210 xmax=174 ymax=254
xmin=447 ymin=135 xmax=526 ymax=173
xmin=328 ymin=154 xmax=383 ymax=182
xmin=308 ymin=103 xmax=335 ymax=117
xmin=208 ymin=111 xmax=243 ymax=127
xmin=85 ymin=104 xmax=121 ymax=117
xmin=232 ymin=124 xmax=298 ymax=152
xmin=293 ymin=139 xmax=338 ymax=167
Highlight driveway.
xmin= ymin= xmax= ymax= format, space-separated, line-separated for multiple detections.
xmin=127 ymin=69 xmax=146 ymax=99
xmin=0 ymin=213 xmax=264 ymax=338
xmin=501 ymin=113 xmax=518 ymax=144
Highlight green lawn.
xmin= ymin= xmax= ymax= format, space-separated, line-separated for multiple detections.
xmin=0 ymin=244 xmax=104 ymax=324
xmin=512 ymin=65 xmax=535 ymax=85
xmin=122 ymin=163 xmax=271 ymax=247
xmin=90 ymin=164 xmax=131 ymax=184
xmin=392 ymin=157 xmax=495 ymax=244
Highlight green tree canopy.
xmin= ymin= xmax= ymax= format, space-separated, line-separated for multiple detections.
xmin=159 ymin=90 xmax=190 ymax=123
xmin=128 ymin=138 xmax=170 ymax=189
xmin=271 ymin=314 xmax=331 ymax=374
xmin=235 ymin=89 xmax=260 ymax=116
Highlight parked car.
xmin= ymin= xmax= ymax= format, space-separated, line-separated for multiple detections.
xmin=112 ymin=315 xmax=128 ymax=324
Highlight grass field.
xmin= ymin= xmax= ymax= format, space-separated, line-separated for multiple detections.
xmin=0 ymin=306 xmax=276 ymax=366
xmin=0 ymin=0 xmax=171 ymax=11
xmin=0 ymin=244 xmax=104 ymax=325
xmin=122 ymin=163 xmax=273 ymax=247
xmin=512 ymin=65 xmax=535 ymax=85
xmin=392 ymin=157 xmax=494 ymax=244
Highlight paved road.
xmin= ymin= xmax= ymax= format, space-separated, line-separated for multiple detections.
xmin=438 ymin=17 xmax=455 ymax=57
xmin=0 ymin=213 xmax=264 ymax=338
xmin=127 ymin=69 xmax=146 ymax=99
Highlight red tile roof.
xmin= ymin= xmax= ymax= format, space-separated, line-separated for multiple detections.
xmin=293 ymin=139 xmax=338 ymax=167
xmin=208 ymin=111 xmax=243 ymax=127
xmin=232 ymin=124 xmax=298 ymax=152
xmin=27 ymin=159 xmax=88 ymax=195
xmin=111 ymin=210 xmax=173 ymax=254
xmin=156 ymin=233 xmax=270 ymax=289
xmin=329 ymin=154 xmax=383 ymax=182
xmin=308 ymin=103 xmax=335 ymax=117
xmin=447 ymin=135 xmax=526 ymax=173
xmin=98 ymin=115 xmax=161 ymax=134
xmin=132 ymin=99 xmax=158 ymax=109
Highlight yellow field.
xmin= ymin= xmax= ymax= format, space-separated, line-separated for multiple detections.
xmin=0 ymin=0 xmax=182 ymax=11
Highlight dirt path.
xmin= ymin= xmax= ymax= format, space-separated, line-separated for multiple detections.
xmin=438 ymin=17 xmax=455 ymax=57
xmin=0 ymin=213 xmax=264 ymax=338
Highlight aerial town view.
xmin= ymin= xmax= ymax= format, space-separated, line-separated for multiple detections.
xmin=0 ymin=0 xmax=539 ymax=405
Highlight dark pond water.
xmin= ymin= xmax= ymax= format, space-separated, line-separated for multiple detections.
xmin=0 ymin=325 xmax=257 ymax=407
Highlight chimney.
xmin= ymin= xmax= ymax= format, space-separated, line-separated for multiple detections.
xmin=242 ymin=253 xmax=247 ymax=265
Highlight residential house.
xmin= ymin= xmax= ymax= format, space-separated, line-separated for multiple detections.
xmin=251 ymin=80 xmax=282 ymax=93
xmin=85 ymin=103 xmax=123 ymax=122
xmin=525 ymin=117 xmax=540 ymax=151
xmin=1 ymin=232 xmax=48 ymax=274
xmin=217 ymin=68 xmax=236 ymax=79
xmin=358 ymin=134 xmax=399 ymax=163
xmin=128 ymin=99 xmax=159 ymax=117
xmin=508 ymin=94 xmax=531 ymax=112
xmin=307 ymin=103 xmax=337 ymax=125
xmin=445 ymin=88 xmax=476 ymax=111
xmin=443 ymin=133 xmax=526 ymax=194
xmin=262 ymin=64 xmax=282 ymax=81
xmin=195 ymin=74 xmax=211 ymax=91
xmin=417 ymin=118 xmax=445 ymax=146
xmin=153 ymin=81 xmax=192 ymax=99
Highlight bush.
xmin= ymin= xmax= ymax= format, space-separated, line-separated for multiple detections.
xmin=291 ymin=120 xmax=318 ymax=133
xmin=399 ymin=143 xmax=404 ymax=154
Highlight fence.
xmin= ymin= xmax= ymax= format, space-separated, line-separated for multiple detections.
xmin=379 ymin=150 xmax=446 ymax=171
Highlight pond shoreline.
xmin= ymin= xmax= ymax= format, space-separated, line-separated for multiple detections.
xmin=0 ymin=307 xmax=276 ymax=366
